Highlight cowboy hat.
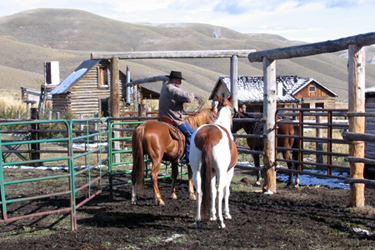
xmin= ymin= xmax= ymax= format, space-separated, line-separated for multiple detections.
xmin=166 ymin=71 xmax=185 ymax=80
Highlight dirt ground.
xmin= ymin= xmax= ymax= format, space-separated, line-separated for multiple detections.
xmin=1 ymin=168 xmax=375 ymax=250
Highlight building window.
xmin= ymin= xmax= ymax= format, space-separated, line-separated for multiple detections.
xmin=100 ymin=99 xmax=110 ymax=117
xmin=309 ymin=85 xmax=316 ymax=92
xmin=316 ymin=103 xmax=324 ymax=109
xmin=98 ymin=66 xmax=108 ymax=88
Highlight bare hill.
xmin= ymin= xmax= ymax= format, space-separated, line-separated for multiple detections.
xmin=0 ymin=8 xmax=374 ymax=100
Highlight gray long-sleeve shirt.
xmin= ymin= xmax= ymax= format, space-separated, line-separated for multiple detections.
xmin=158 ymin=82 xmax=195 ymax=126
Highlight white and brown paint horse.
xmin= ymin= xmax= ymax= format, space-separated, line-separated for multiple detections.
xmin=189 ymin=95 xmax=238 ymax=229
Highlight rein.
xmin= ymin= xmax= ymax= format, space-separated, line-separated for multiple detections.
xmin=206 ymin=109 xmax=217 ymax=123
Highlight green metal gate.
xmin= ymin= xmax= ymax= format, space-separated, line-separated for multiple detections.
xmin=0 ymin=118 xmax=187 ymax=230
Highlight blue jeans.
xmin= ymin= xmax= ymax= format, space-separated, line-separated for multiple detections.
xmin=178 ymin=122 xmax=195 ymax=160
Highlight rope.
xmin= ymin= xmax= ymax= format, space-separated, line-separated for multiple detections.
xmin=183 ymin=95 xmax=205 ymax=115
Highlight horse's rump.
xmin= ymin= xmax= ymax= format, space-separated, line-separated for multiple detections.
xmin=132 ymin=123 xmax=147 ymax=188
xmin=194 ymin=125 xmax=226 ymax=218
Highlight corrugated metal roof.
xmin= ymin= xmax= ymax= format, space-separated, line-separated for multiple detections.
xmin=209 ymin=76 xmax=338 ymax=103
xmin=366 ymin=85 xmax=375 ymax=93
xmin=209 ymin=76 xmax=299 ymax=103
xmin=284 ymin=77 xmax=338 ymax=97
xmin=50 ymin=60 xmax=100 ymax=95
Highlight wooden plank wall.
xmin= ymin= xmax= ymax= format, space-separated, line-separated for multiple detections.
xmin=52 ymin=61 xmax=126 ymax=118
xmin=365 ymin=94 xmax=375 ymax=159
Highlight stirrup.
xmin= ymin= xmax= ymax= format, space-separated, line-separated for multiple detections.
xmin=179 ymin=155 xmax=189 ymax=164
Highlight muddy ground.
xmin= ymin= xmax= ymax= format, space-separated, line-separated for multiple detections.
xmin=1 ymin=168 xmax=375 ymax=250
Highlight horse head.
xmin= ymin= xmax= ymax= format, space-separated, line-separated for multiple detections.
xmin=215 ymin=94 xmax=234 ymax=129
xmin=232 ymin=108 xmax=256 ymax=134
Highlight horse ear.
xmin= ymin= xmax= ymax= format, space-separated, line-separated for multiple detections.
xmin=216 ymin=93 xmax=222 ymax=102
xmin=228 ymin=94 xmax=233 ymax=102
xmin=212 ymin=102 xmax=218 ymax=113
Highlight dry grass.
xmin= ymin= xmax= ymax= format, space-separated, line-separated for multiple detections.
xmin=0 ymin=91 xmax=27 ymax=118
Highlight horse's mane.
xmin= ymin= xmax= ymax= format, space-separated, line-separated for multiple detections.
xmin=185 ymin=107 xmax=215 ymax=129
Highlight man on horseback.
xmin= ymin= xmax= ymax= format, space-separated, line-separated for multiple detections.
xmin=159 ymin=71 xmax=195 ymax=162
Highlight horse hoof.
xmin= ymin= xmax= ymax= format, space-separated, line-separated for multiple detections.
xmin=190 ymin=194 xmax=196 ymax=201
xmin=224 ymin=214 xmax=232 ymax=220
xmin=155 ymin=199 xmax=165 ymax=206
xmin=210 ymin=216 xmax=217 ymax=221
xmin=263 ymin=190 xmax=274 ymax=195
xmin=218 ymin=223 xmax=226 ymax=229
xmin=255 ymin=181 xmax=261 ymax=186
xmin=171 ymin=194 xmax=177 ymax=200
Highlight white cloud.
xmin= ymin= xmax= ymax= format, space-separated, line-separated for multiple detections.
xmin=0 ymin=0 xmax=374 ymax=43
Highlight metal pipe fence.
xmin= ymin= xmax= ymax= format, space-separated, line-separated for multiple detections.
xmin=0 ymin=117 xmax=187 ymax=230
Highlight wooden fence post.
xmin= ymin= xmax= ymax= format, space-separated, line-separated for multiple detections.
xmin=230 ymin=55 xmax=239 ymax=111
xmin=348 ymin=44 xmax=366 ymax=207
xmin=263 ymin=57 xmax=277 ymax=194
xmin=30 ymin=108 xmax=41 ymax=166
xmin=138 ymin=100 xmax=146 ymax=117
xmin=110 ymin=56 xmax=120 ymax=164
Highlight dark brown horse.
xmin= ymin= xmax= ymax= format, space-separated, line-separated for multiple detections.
xmin=131 ymin=107 xmax=217 ymax=205
xmin=232 ymin=111 xmax=299 ymax=186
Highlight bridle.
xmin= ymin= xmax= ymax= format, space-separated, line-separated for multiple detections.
xmin=218 ymin=105 xmax=234 ymax=117
xmin=207 ymin=109 xmax=217 ymax=123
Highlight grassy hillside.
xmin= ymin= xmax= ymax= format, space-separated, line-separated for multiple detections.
xmin=0 ymin=8 xmax=374 ymax=101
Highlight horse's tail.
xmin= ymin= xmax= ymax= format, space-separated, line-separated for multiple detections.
xmin=200 ymin=136 xmax=214 ymax=219
xmin=132 ymin=124 xmax=146 ymax=190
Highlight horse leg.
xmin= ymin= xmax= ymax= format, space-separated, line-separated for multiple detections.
xmin=193 ymin=170 xmax=202 ymax=228
xmin=216 ymin=170 xmax=226 ymax=229
xmin=151 ymin=160 xmax=164 ymax=205
xmin=170 ymin=162 xmax=178 ymax=200
xmin=131 ymin=185 xmax=137 ymax=205
xmin=253 ymin=154 xmax=262 ymax=186
xmin=223 ymin=167 xmax=234 ymax=220
xmin=293 ymin=150 xmax=300 ymax=187
xmin=187 ymin=164 xmax=196 ymax=200
xmin=210 ymin=175 xmax=217 ymax=222
xmin=283 ymin=150 xmax=294 ymax=187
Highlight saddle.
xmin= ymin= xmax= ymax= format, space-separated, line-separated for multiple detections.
xmin=158 ymin=116 xmax=186 ymax=161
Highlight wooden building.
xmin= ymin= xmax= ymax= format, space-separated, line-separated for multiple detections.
xmin=364 ymin=86 xmax=375 ymax=178
xmin=50 ymin=59 xmax=130 ymax=118
xmin=209 ymin=76 xmax=338 ymax=112
xmin=50 ymin=59 xmax=163 ymax=118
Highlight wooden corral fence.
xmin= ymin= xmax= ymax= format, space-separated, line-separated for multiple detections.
xmin=233 ymin=107 xmax=353 ymax=182
xmin=248 ymin=32 xmax=375 ymax=207
xmin=277 ymin=108 xmax=350 ymax=178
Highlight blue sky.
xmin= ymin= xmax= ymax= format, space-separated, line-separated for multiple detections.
xmin=0 ymin=0 xmax=374 ymax=43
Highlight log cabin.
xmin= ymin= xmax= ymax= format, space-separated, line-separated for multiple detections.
xmin=49 ymin=59 xmax=132 ymax=118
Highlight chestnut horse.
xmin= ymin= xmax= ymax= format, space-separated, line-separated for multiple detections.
xmin=131 ymin=106 xmax=217 ymax=206
xmin=190 ymin=95 xmax=238 ymax=229
xmin=232 ymin=111 xmax=299 ymax=186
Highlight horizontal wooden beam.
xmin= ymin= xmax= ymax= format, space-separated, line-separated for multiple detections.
xmin=126 ymin=75 xmax=168 ymax=86
xmin=91 ymin=49 xmax=256 ymax=60
xmin=248 ymin=32 xmax=375 ymax=62
xmin=342 ymin=131 xmax=375 ymax=142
